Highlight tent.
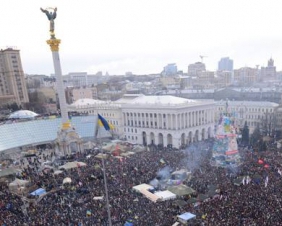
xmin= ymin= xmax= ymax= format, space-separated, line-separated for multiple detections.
xmin=132 ymin=183 xmax=153 ymax=193
xmin=177 ymin=212 xmax=196 ymax=224
xmin=155 ymin=190 xmax=176 ymax=201
xmin=9 ymin=178 xmax=29 ymax=192
xmin=59 ymin=161 xmax=87 ymax=170
xmin=63 ymin=177 xmax=72 ymax=184
xmin=30 ymin=188 xmax=46 ymax=196
xmin=95 ymin=153 xmax=108 ymax=159
xmin=0 ymin=168 xmax=21 ymax=178
xmin=124 ymin=221 xmax=133 ymax=226
xmin=167 ymin=184 xmax=196 ymax=196
xmin=53 ymin=170 xmax=64 ymax=175
xmin=9 ymin=178 xmax=29 ymax=187
xmin=140 ymin=189 xmax=160 ymax=203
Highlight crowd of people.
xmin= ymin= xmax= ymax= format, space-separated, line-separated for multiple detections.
xmin=1 ymin=139 xmax=282 ymax=225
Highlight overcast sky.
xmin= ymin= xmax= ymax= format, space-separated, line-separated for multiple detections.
xmin=2 ymin=0 xmax=282 ymax=75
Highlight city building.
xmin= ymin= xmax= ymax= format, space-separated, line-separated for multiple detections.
xmin=0 ymin=48 xmax=29 ymax=106
xmin=215 ymin=100 xmax=279 ymax=134
xmin=260 ymin=58 xmax=277 ymax=82
xmin=214 ymin=71 xmax=232 ymax=88
xmin=218 ymin=57 xmax=233 ymax=71
xmin=67 ymin=94 xmax=215 ymax=148
xmin=121 ymin=95 xmax=215 ymax=148
xmin=233 ymin=67 xmax=257 ymax=85
xmin=188 ymin=62 xmax=206 ymax=77
xmin=163 ymin=63 xmax=178 ymax=76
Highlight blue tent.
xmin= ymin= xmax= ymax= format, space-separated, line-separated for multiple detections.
xmin=124 ymin=221 xmax=133 ymax=226
xmin=30 ymin=188 xmax=46 ymax=196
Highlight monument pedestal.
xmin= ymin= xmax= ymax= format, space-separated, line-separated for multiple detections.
xmin=47 ymin=38 xmax=82 ymax=156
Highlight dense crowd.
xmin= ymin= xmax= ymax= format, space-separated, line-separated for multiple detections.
xmin=1 ymin=140 xmax=282 ymax=225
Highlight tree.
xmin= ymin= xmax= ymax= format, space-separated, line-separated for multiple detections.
xmin=241 ymin=121 xmax=249 ymax=145
xmin=250 ymin=125 xmax=261 ymax=146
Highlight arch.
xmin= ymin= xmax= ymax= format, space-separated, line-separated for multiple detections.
xmin=181 ymin=133 xmax=185 ymax=145
xmin=208 ymin=127 xmax=212 ymax=139
xmin=142 ymin=131 xmax=147 ymax=146
xmin=201 ymin=128 xmax=205 ymax=140
xmin=70 ymin=142 xmax=78 ymax=154
xmin=167 ymin=134 xmax=173 ymax=147
xmin=195 ymin=130 xmax=199 ymax=142
xmin=158 ymin=133 xmax=164 ymax=146
xmin=150 ymin=132 xmax=155 ymax=145
xmin=188 ymin=131 xmax=193 ymax=144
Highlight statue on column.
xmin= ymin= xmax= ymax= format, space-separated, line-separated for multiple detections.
xmin=40 ymin=7 xmax=57 ymax=38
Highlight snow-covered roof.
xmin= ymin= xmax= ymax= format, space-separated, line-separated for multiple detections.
xmin=129 ymin=95 xmax=197 ymax=106
xmin=71 ymin=98 xmax=105 ymax=107
xmin=9 ymin=110 xmax=38 ymax=119
xmin=215 ymin=101 xmax=279 ymax=107
xmin=114 ymin=94 xmax=144 ymax=104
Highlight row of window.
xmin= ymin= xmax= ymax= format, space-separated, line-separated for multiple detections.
xmin=125 ymin=111 xmax=206 ymax=118
xmin=218 ymin=107 xmax=273 ymax=113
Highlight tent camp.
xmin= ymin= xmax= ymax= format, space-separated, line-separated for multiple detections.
xmin=155 ymin=190 xmax=176 ymax=201
xmin=132 ymin=183 xmax=153 ymax=193
xmin=30 ymin=188 xmax=46 ymax=196
xmin=177 ymin=212 xmax=196 ymax=224
xmin=59 ymin=161 xmax=86 ymax=170
xmin=167 ymin=184 xmax=196 ymax=196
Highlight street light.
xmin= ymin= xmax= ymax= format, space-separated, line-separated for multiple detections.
xmin=101 ymin=147 xmax=112 ymax=226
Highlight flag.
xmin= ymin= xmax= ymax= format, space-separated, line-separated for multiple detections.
xmin=98 ymin=114 xmax=114 ymax=131
xmin=265 ymin=176 xmax=269 ymax=188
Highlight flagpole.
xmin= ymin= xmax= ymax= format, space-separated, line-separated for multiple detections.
xmin=101 ymin=148 xmax=112 ymax=226
xmin=97 ymin=113 xmax=112 ymax=226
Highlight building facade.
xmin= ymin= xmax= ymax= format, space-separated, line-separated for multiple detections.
xmin=122 ymin=95 xmax=215 ymax=148
xmin=260 ymin=58 xmax=276 ymax=82
xmin=0 ymin=48 xmax=29 ymax=106
xmin=218 ymin=57 xmax=233 ymax=71
xmin=215 ymin=100 xmax=279 ymax=134
xmin=188 ymin=62 xmax=206 ymax=77
xmin=68 ymin=94 xmax=215 ymax=148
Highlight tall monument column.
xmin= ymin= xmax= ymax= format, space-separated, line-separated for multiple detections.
xmin=41 ymin=7 xmax=82 ymax=156
xmin=46 ymin=39 xmax=69 ymax=127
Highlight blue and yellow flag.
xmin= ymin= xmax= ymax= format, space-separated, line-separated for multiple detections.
xmin=98 ymin=114 xmax=114 ymax=131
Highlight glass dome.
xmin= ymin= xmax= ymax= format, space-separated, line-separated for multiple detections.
xmin=8 ymin=110 xmax=39 ymax=119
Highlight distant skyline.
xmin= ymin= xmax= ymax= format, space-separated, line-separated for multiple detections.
xmin=2 ymin=0 xmax=282 ymax=75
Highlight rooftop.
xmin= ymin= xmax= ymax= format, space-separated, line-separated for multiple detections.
xmin=0 ymin=116 xmax=109 ymax=152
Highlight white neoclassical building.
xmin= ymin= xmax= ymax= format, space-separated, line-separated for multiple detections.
xmin=121 ymin=95 xmax=215 ymax=148
xmin=68 ymin=95 xmax=216 ymax=148
xmin=215 ymin=100 xmax=279 ymax=134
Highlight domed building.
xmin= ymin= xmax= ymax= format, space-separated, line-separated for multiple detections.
xmin=8 ymin=110 xmax=39 ymax=119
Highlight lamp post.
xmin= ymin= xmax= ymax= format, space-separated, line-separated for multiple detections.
xmin=101 ymin=148 xmax=112 ymax=226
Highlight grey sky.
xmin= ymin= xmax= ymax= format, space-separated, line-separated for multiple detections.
xmin=2 ymin=0 xmax=282 ymax=75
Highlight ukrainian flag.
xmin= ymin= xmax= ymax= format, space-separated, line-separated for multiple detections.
xmin=98 ymin=114 xmax=114 ymax=131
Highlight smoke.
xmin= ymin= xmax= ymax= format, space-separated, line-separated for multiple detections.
xmin=156 ymin=166 xmax=172 ymax=180
xmin=149 ymin=166 xmax=172 ymax=189
xmin=181 ymin=141 xmax=213 ymax=172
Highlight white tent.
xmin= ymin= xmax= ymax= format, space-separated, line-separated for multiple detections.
xmin=140 ymin=189 xmax=160 ymax=203
xmin=9 ymin=178 xmax=29 ymax=192
xmin=63 ymin=177 xmax=72 ymax=184
xmin=132 ymin=183 xmax=153 ymax=193
xmin=59 ymin=161 xmax=87 ymax=170
xmin=155 ymin=190 xmax=176 ymax=201
xmin=53 ymin=170 xmax=64 ymax=175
